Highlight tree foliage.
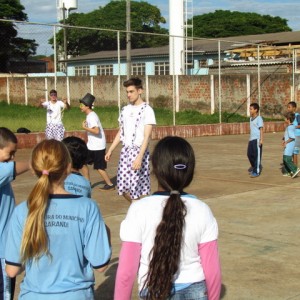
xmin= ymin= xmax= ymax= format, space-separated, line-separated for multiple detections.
xmin=52 ymin=0 xmax=168 ymax=56
xmin=0 ymin=0 xmax=38 ymax=72
xmin=192 ymin=10 xmax=292 ymax=38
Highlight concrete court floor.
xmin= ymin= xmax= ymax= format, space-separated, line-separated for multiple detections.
xmin=10 ymin=132 xmax=300 ymax=300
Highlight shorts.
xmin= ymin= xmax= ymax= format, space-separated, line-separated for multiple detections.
xmin=86 ymin=149 xmax=107 ymax=170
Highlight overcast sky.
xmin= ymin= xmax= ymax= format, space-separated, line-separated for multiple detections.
xmin=18 ymin=0 xmax=300 ymax=55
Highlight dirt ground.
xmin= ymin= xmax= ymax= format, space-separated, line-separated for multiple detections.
xmin=11 ymin=133 xmax=300 ymax=300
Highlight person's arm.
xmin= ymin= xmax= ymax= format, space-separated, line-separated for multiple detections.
xmin=198 ymin=240 xmax=221 ymax=300
xmin=82 ymin=121 xmax=100 ymax=135
xmin=114 ymin=241 xmax=141 ymax=300
xmin=38 ymin=98 xmax=46 ymax=108
xmin=15 ymin=161 xmax=30 ymax=176
xmin=105 ymin=129 xmax=121 ymax=161
xmin=132 ymin=124 xmax=152 ymax=170
xmin=259 ymin=127 xmax=264 ymax=145
xmin=63 ymin=98 xmax=70 ymax=110
xmin=5 ymin=264 xmax=22 ymax=278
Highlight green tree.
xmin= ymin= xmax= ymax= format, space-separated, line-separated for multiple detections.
xmin=192 ymin=10 xmax=291 ymax=38
xmin=52 ymin=0 xmax=168 ymax=56
xmin=0 ymin=0 xmax=38 ymax=72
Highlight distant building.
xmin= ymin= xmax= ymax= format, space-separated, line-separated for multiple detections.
xmin=64 ymin=31 xmax=300 ymax=76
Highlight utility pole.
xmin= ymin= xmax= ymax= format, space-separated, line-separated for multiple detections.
xmin=126 ymin=0 xmax=131 ymax=78
xmin=63 ymin=2 xmax=67 ymax=72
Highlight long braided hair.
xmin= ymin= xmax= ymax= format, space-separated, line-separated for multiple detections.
xmin=142 ymin=136 xmax=195 ymax=299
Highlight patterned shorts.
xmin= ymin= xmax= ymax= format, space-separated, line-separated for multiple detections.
xmin=45 ymin=123 xmax=65 ymax=141
xmin=117 ymin=146 xmax=150 ymax=200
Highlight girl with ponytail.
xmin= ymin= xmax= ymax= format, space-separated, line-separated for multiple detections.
xmin=5 ymin=139 xmax=111 ymax=300
xmin=115 ymin=136 xmax=221 ymax=300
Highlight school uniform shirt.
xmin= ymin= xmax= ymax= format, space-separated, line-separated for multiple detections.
xmin=119 ymin=103 xmax=156 ymax=147
xmin=64 ymin=172 xmax=92 ymax=198
xmin=292 ymin=112 xmax=300 ymax=136
xmin=249 ymin=115 xmax=264 ymax=141
xmin=120 ymin=193 xmax=218 ymax=292
xmin=284 ymin=124 xmax=296 ymax=156
xmin=5 ymin=194 xmax=111 ymax=299
xmin=0 ymin=161 xmax=15 ymax=258
xmin=42 ymin=101 xmax=65 ymax=125
xmin=86 ymin=111 xmax=106 ymax=151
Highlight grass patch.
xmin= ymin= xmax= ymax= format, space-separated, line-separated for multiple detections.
xmin=0 ymin=101 xmax=278 ymax=133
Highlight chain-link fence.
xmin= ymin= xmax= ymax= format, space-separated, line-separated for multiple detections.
xmin=1 ymin=19 xmax=300 ymax=128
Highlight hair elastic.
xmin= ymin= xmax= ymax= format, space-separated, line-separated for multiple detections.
xmin=174 ymin=164 xmax=187 ymax=170
xmin=170 ymin=190 xmax=180 ymax=195
xmin=42 ymin=170 xmax=49 ymax=175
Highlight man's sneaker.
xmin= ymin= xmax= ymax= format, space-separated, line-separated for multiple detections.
xmin=292 ymin=168 xmax=300 ymax=178
xmin=282 ymin=172 xmax=292 ymax=177
xmin=99 ymin=184 xmax=115 ymax=191
xmin=248 ymin=167 xmax=253 ymax=173
xmin=250 ymin=172 xmax=260 ymax=178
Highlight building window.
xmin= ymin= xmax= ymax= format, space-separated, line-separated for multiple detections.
xmin=199 ymin=59 xmax=208 ymax=67
xmin=154 ymin=62 xmax=169 ymax=75
xmin=132 ymin=63 xmax=145 ymax=75
xmin=97 ymin=64 xmax=113 ymax=75
xmin=75 ymin=65 xmax=90 ymax=76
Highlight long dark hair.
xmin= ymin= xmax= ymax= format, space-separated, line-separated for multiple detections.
xmin=142 ymin=136 xmax=195 ymax=299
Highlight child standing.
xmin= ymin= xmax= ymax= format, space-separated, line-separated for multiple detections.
xmin=5 ymin=139 xmax=111 ymax=300
xmin=0 ymin=127 xmax=29 ymax=300
xmin=114 ymin=136 xmax=221 ymax=300
xmin=80 ymin=93 xmax=115 ymax=191
xmin=287 ymin=101 xmax=300 ymax=166
xmin=282 ymin=112 xmax=300 ymax=178
xmin=39 ymin=89 xmax=70 ymax=141
xmin=63 ymin=136 xmax=92 ymax=198
xmin=247 ymin=103 xmax=264 ymax=178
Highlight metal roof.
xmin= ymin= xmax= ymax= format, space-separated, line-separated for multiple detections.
xmin=66 ymin=31 xmax=300 ymax=62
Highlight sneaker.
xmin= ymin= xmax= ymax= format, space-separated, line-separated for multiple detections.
xmin=248 ymin=167 xmax=253 ymax=173
xmin=282 ymin=172 xmax=292 ymax=177
xmin=292 ymin=168 xmax=300 ymax=178
xmin=250 ymin=172 xmax=260 ymax=178
xmin=99 ymin=184 xmax=115 ymax=191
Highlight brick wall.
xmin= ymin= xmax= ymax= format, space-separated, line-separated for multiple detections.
xmin=1 ymin=74 xmax=299 ymax=116
xmin=16 ymin=121 xmax=284 ymax=149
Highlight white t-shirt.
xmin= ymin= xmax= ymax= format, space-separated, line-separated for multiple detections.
xmin=86 ymin=111 xmax=106 ymax=151
xmin=119 ymin=103 xmax=156 ymax=147
xmin=42 ymin=101 xmax=65 ymax=125
xmin=120 ymin=193 xmax=218 ymax=291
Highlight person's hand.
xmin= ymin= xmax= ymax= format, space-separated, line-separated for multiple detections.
xmin=105 ymin=151 xmax=111 ymax=162
xmin=82 ymin=121 xmax=88 ymax=129
xmin=132 ymin=156 xmax=142 ymax=170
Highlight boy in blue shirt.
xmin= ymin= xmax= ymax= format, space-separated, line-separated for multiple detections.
xmin=63 ymin=136 xmax=92 ymax=197
xmin=247 ymin=103 xmax=264 ymax=178
xmin=282 ymin=112 xmax=300 ymax=178
xmin=287 ymin=101 xmax=300 ymax=166
xmin=0 ymin=127 xmax=29 ymax=300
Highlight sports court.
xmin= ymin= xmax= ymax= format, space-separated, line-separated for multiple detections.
xmin=11 ymin=132 xmax=300 ymax=300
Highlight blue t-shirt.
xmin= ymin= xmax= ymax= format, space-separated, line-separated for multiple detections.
xmin=5 ymin=194 xmax=111 ymax=299
xmin=284 ymin=124 xmax=296 ymax=156
xmin=249 ymin=115 xmax=264 ymax=141
xmin=0 ymin=161 xmax=15 ymax=258
xmin=64 ymin=172 xmax=92 ymax=198
xmin=292 ymin=112 xmax=300 ymax=137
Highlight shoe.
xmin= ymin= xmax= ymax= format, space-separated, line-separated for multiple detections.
xmin=292 ymin=168 xmax=300 ymax=178
xmin=99 ymin=184 xmax=115 ymax=191
xmin=250 ymin=172 xmax=260 ymax=178
xmin=248 ymin=167 xmax=253 ymax=173
xmin=282 ymin=173 xmax=292 ymax=177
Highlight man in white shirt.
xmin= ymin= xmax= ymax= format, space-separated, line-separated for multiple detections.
xmin=105 ymin=77 xmax=156 ymax=202
xmin=39 ymin=89 xmax=70 ymax=141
